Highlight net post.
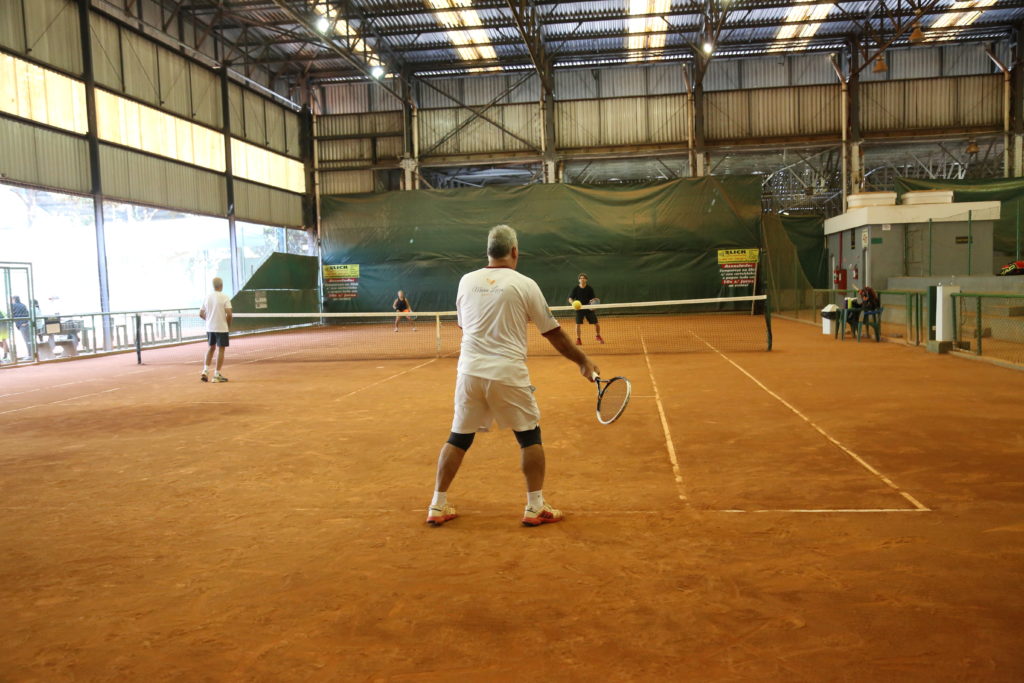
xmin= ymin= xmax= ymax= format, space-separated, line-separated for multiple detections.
xmin=135 ymin=313 xmax=142 ymax=364
xmin=764 ymin=295 xmax=773 ymax=351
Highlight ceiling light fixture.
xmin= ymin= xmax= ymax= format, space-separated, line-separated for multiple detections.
xmin=316 ymin=16 xmax=330 ymax=33
xmin=872 ymin=55 xmax=888 ymax=73
xmin=703 ymin=42 xmax=714 ymax=55
xmin=966 ymin=139 xmax=980 ymax=154
xmin=371 ymin=65 xmax=385 ymax=79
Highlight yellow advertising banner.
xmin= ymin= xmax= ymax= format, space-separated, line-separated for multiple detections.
xmin=717 ymin=248 xmax=760 ymax=264
xmin=323 ymin=264 xmax=360 ymax=278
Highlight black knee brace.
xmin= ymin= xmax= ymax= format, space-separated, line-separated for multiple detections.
xmin=447 ymin=431 xmax=475 ymax=451
xmin=513 ymin=425 xmax=542 ymax=448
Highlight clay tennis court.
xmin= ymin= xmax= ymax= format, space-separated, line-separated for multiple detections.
xmin=1 ymin=317 xmax=1021 ymax=680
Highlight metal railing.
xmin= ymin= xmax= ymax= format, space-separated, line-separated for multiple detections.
xmin=1 ymin=308 xmax=203 ymax=367
xmin=951 ymin=293 xmax=1024 ymax=366
xmin=779 ymin=288 xmax=929 ymax=346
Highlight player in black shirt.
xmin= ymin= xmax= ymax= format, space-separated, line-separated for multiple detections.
xmin=393 ymin=290 xmax=416 ymax=332
xmin=567 ymin=273 xmax=604 ymax=345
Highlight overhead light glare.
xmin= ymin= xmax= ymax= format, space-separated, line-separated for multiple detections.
xmin=311 ymin=5 xmax=385 ymax=74
xmin=316 ymin=16 xmax=330 ymax=33
xmin=371 ymin=65 xmax=385 ymax=79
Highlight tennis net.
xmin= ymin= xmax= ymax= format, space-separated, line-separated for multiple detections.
xmin=139 ymin=295 xmax=771 ymax=364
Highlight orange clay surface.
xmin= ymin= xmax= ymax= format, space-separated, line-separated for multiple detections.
xmin=0 ymin=318 xmax=1022 ymax=681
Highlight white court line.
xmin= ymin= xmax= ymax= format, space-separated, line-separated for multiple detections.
xmin=333 ymin=357 xmax=438 ymax=402
xmin=0 ymin=388 xmax=121 ymax=416
xmin=698 ymin=337 xmax=929 ymax=512
xmin=640 ymin=334 xmax=687 ymax=502
xmin=720 ymin=508 xmax=930 ymax=513
xmin=238 ymin=350 xmax=303 ymax=364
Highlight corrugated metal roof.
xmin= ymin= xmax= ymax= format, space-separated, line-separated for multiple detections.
xmin=177 ymin=1 xmax=1024 ymax=88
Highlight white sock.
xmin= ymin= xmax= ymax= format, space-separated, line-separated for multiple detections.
xmin=202 ymin=366 xmax=208 ymax=373
xmin=527 ymin=490 xmax=544 ymax=510
xmin=431 ymin=491 xmax=447 ymax=507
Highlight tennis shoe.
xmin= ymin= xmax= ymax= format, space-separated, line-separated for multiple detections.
xmin=426 ymin=502 xmax=457 ymax=526
xmin=211 ymin=374 xmax=228 ymax=383
xmin=596 ymin=335 xmax=605 ymax=344
xmin=200 ymin=371 xmax=209 ymax=382
xmin=522 ymin=502 xmax=563 ymax=526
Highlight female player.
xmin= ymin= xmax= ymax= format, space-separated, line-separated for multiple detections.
xmin=393 ymin=289 xmax=416 ymax=332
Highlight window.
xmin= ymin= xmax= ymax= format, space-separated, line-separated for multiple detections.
xmin=0 ymin=183 xmax=100 ymax=315
xmin=237 ymin=221 xmax=316 ymax=282
xmin=103 ymin=201 xmax=231 ymax=311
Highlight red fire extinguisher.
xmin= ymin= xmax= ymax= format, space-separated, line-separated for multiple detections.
xmin=833 ymin=268 xmax=848 ymax=290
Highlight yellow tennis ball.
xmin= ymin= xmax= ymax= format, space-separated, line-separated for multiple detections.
xmin=572 ymin=300 xmax=582 ymax=310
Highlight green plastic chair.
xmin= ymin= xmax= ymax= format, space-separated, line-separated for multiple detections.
xmin=856 ymin=308 xmax=883 ymax=342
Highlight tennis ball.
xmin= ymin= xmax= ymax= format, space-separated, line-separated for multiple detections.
xmin=572 ymin=300 xmax=582 ymax=310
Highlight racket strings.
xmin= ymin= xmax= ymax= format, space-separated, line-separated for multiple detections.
xmin=598 ymin=379 xmax=629 ymax=423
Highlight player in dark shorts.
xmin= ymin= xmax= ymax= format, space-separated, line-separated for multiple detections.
xmin=567 ymin=273 xmax=603 ymax=345
xmin=393 ymin=290 xmax=416 ymax=332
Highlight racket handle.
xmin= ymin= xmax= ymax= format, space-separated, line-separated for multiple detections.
xmin=591 ymin=371 xmax=599 ymax=382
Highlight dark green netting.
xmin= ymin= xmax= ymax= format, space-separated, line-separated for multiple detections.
xmin=894 ymin=177 xmax=1024 ymax=258
xmin=320 ymin=176 xmax=763 ymax=312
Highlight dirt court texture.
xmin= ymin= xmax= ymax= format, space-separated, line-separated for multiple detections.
xmin=1 ymin=318 xmax=1022 ymax=681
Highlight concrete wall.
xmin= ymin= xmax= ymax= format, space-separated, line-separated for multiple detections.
xmin=826 ymin=220 xmax=996 ymax=291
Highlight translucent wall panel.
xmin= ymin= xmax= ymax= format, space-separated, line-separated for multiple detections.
xmin=231 ymin=138 xmax=306 ymax=194
xmin=0 ymin=183 xmax=101 ymax=315
xmin=0 ymin=53 xmax=88 ymax=134
xmin=3 ymin=0 xmax=84 ymax=75
xmin=0 ymin=116 xmax=90 ymax=193
xmin=99 ymin=143 xmax=227 ymax=217
xmin=233 ymin=180 xmax=304 ymax=228
xmin=103 ymin=201 xmax=232 ymax=310
xmin=95 ymin=89 xmax=226 ymax=172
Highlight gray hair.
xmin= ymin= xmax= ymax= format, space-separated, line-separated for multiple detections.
xmin=487 ymin=224 xmax=518 ymax=259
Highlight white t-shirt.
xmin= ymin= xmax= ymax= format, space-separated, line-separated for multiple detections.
xmin=202 ymin=291 xmax=232 ymax=333
xmin=456 ymin=266 xmax=559 ymax=387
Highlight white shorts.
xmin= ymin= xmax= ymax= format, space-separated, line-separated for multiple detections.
xmin=451 ymin=374 xmax=540 ymax=433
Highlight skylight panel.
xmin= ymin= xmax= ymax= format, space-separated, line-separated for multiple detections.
xmin=626 ymin=0 xmax=671 ymax=62
xmin=427 ymin=0 xmax=501 ymax=71
xmin=929 ymin=0 xmax=998 ymax=33
xmin=774 ymin=2 xmax=834 ymax=51
xmin=312 ymin=4 xmax=384 ymax=69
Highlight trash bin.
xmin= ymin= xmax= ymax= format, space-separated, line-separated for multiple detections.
xmin=821 ymin=304 xmax=839 ymax=335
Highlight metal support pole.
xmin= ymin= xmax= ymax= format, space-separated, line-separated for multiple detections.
xmin=219 ymin=67 xmax=240 ymax=294
xmin=968 ymin=210 xmax=973 ymax=276
xmin=78 ymin=0 xmax=113 ymax=351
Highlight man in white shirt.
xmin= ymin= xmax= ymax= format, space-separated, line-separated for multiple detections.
xmin=427 ymin=225 xmax=598 ymax=527
xmin=199 ymin=277 xmax=232 ymax=383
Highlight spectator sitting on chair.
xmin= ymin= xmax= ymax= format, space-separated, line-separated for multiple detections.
xmin=846 ymin=285 xmax=880 ymax=334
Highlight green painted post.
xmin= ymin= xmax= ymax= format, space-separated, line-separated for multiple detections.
xmin=1017 ymin=203 xmax=1022 ymax=261
xmin=976 ymin=296 xmax=983 ymax=356
xmin=928 ymin=219 xmax=933 ymax=276
xmin=968 ymin=210 xmax=973 ymax=276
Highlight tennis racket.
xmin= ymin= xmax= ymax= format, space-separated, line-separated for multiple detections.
xmin=592 ymin=373 xmax=631 ymax=424
xmin=589 ymin=298 xmax=601 ymax=305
